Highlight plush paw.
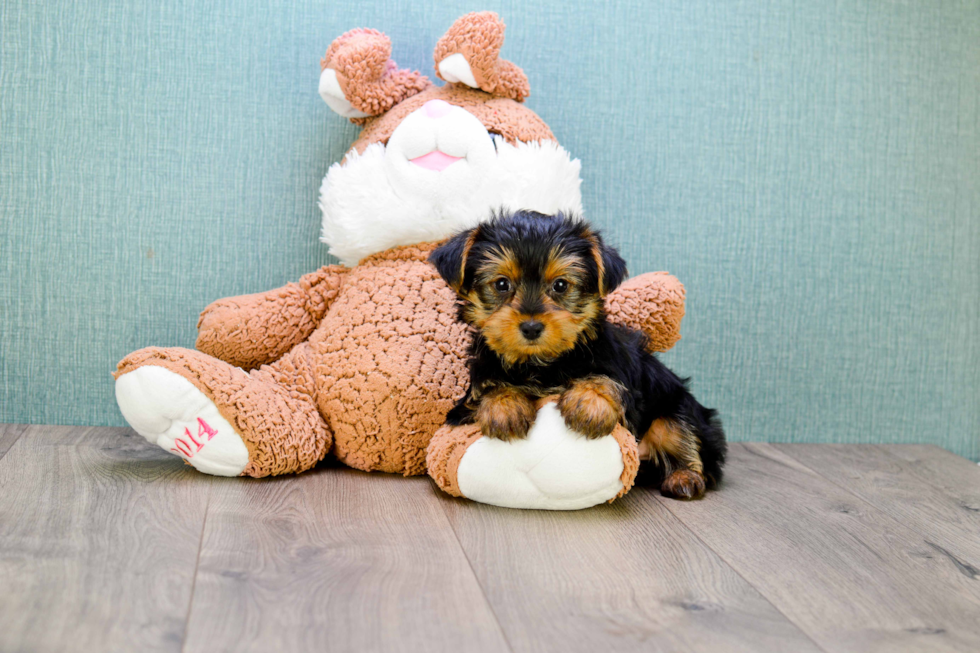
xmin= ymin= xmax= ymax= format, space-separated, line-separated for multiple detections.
xmin=661 ymin=469 xmax=707 ymax=500
xmin=557 ymin=376 xmax=625 ymax=439
xmin=115 ymin=365 xmax=249 ymax=477
xmin=450 ymin=403 xmax=632 ymax=510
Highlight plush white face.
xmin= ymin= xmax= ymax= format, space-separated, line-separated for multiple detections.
xmin=319 ymin=100 xmax=583 ymax=266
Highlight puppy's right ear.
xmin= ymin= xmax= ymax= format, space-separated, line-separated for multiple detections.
xmin=429 ymin=227 xmax=479 ymax=292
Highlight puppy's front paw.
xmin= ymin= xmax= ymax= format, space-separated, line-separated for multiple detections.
xmin=661 ymin=469 xmax=706 ymax=500
xmin=476 ymin=387 xmax=536 ymax=441
xmin=557 ymin=376 xmax=625 ymax=439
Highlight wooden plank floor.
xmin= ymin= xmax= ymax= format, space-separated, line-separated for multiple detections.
xmin=1 ymin=426 xmax=978 ymax=653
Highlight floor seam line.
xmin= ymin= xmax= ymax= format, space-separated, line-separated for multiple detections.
xmin=180 ymin=476 xmax=213 ymax=653
xmin=435 ymin=497 xmax=517 ymax=653
xmin=876 ymin=444 xmax=980 ymax=495
xmin=772 ymin=443 xmax=980 ymax=570
xmin=0 ymin=424 xmax=30 ymax=463
xmin=652 ymin=444 xmax=832 ymax=653
xmin=772 ymin=442 xmax=970 ymax=558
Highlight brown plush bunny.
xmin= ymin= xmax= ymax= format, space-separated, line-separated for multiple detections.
xmin=114 ymin=12 xmax=686 ymax=509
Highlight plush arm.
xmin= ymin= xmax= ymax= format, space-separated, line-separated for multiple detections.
xmin=195 ymin=265 xmax=348 ymax=370
xmin=604 ymin=272 xmax=686 ymax=353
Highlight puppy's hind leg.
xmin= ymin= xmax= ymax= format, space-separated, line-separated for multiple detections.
xmin=640 ymin=399 xmax=725 ymax=500
xmin=640 ymin=418 xmax=705 ymax=500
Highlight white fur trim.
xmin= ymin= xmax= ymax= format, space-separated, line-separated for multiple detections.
xmin=116 ymin=366 xmax=249 ymax=477
xmin=455 ymin=404 xmax=625 ymax=510
xmin=319 ymin=105 xmax=582 ymax=266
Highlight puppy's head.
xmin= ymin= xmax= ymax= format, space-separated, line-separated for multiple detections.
xmin=430 ymin=210 xmax=628 ymax=366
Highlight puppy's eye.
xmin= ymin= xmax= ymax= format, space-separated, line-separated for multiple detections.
xmin=552 ymin=278 xmax=569 ymax=294
xmin=494 ymin=278 xmax=511 ymax=293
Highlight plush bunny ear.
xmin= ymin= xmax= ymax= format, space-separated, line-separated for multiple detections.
xmin=433 ymin=12 xmax=530 ymax=102
xmin=320 ymin=28 xmax=431 ymax=120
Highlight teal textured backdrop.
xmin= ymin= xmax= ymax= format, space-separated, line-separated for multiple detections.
xmin=1 ymin=1 xmax=978 ymax=459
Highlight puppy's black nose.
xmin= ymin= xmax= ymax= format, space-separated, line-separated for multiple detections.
xmin=519 ymin=320 xmax=544 ymax=341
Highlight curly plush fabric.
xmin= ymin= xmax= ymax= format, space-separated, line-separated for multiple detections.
xmin=609 ymin=422 xmax=640 ymax=500
xmin=605 ymin=272 xmax=687 ymax=352
xmin=324 ymin=14 xmax=551 ymax=159
xmin=433 ymin=11 xmax=530 ymax=102
xmin=306 ymin=242 xmax=472 ymax=475
xmin=321 ymin=28 xmax=431 ymax=116
xmin=426 ymin=422 xmax=483 ymax=497
xmin=196 ymin=265 xmax=348 ymax=370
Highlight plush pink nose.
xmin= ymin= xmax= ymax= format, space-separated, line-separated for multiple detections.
xmin=423 ymin=99 xmax=453 ymax=119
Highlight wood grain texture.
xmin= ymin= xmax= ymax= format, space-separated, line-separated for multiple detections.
xmin=884 ymin=445 xmax=980 ymax=499
xmin=0 ymin=426 xmax=211 ymax=652
xmin=5 ymin=426 xmax=980 ymax=653
xmin=657 ymin=443 xmax=980 ymax=652
xmin=775 ymin=444 xmax=980 ymax=578
xmin=182 ymin=467 xmax=509 ymax=653
xmin=439 ymin=490 xmax=823 ymax=653
xmin=0 ymin=423 xmax=28 ymax=461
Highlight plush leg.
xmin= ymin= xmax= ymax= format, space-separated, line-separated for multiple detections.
xmin=427 ymin=399 xmax=639 ymax=510
xmin=115 ymin=344 xmax=331 ymax=477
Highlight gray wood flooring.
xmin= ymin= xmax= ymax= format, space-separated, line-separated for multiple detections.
xmin=1 ymin=425 xmax=978 ymax=653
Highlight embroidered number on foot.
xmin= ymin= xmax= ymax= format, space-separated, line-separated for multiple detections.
xmin=170 ymin=417 xmax=219 ymax=458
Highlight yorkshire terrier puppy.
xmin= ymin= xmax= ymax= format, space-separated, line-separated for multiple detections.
xmin=429 ymin=210 xmax=726 ymax=500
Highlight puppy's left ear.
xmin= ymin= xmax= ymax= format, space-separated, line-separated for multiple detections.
xmin=429 ymin=227 xmax=479 ymax=292
xmin=590 ymin=234 xmax=629 ymax=296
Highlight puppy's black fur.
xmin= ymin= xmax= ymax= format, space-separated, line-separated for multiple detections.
xmin=430 ymin=210 xmax=726 ymax=499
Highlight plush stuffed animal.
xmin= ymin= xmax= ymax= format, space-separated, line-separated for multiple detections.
xmin=114 ymin=12 xmax=686 ymax=510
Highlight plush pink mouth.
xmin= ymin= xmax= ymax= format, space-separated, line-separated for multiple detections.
xmin=410 ymin=151 xmax=463 ymax=172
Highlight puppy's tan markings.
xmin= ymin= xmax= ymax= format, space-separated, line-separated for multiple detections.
xmin=640 ymin=417 xmax=706 ymax=499
xmin=557 ymin=375 xmax=626 ymax=439
xmin=481 ymin=301 xmax=602 ymax=366
xmin=640 ymin=417 xmax=703 ymax=472
xmin=477 ymin=247 xmax=520 ymax=286
xmin=475 ymin=385 xmax=537 ymax=440
xmin=543 ymin=248 xmax=587 ymax=284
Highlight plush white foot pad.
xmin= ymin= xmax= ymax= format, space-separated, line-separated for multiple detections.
xmin=456 ymin=403 xmax=625 ymax=510
xmin=115 ymin=366 xmax=249 ymax=477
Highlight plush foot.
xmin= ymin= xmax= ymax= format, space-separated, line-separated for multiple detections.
xmin=115 ymin=365 xmax=249 ymax=476
xmin=427 ymin=402 xmax=639 ymax=510
xmin=661 ymin=469 xmax=707 ymax=500
xmin=115 ymin=346 xmax=332 ymax=478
